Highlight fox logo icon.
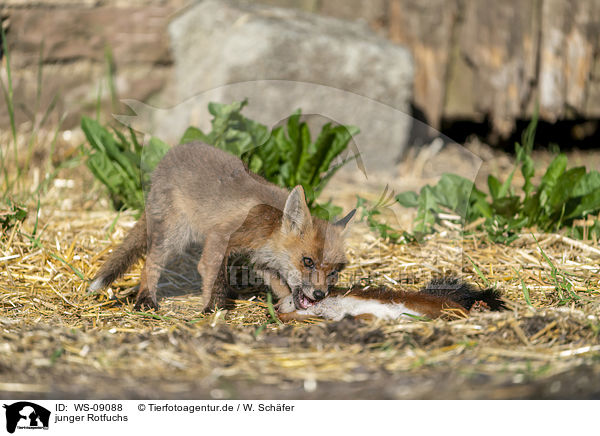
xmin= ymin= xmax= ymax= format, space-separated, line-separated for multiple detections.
xmin=3 ymin=402 xmax=50 ymax=434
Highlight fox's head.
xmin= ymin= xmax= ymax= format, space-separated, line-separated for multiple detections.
xmin=264 ymin=186 xmax=355 ymax=310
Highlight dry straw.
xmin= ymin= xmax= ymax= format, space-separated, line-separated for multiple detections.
xmin=1 ymin=197 xmax=599 ymax=398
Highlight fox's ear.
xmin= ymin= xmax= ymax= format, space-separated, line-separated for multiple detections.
xmin=335 ymin=208 xmax=356 ymax=229
xmin=282 ymin=185 xmax=310 ymax=234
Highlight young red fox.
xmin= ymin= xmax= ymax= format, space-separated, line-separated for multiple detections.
xmin=89 ymin=141 xmax=356 ymax=311
xmin=277 ymin=278 xmax=505 ymax=321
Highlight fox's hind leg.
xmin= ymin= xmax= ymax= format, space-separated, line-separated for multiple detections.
xmin=134 ymin=241 xmax=173 ymax=310
xmin=135 ymin=266 xmax=157 ymax=310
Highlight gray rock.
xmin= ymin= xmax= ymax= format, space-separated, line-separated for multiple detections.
xmin=156 ymin=0 xmax=414 ymax=174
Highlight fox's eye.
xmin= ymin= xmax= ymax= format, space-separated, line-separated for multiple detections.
xmin=328 ymin=270 xmax=338 ymax=278
xmin=303 ymin=257 xmax=315 ymax=268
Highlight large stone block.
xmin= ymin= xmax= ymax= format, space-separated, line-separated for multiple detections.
xmin=1 ymin=5 xmax=176 ymax=129
xmin=6 ymin=6 xmax=174 ymax=69
xmin=158 ymin=0 xmax=414 ymax=173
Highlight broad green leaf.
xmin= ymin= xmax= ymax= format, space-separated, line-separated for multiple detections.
xmin=312 ymin=202 xmax=343 ymax=221
xmin=142 ymin=137 xmax=169 ymax=175
xmin=471 ymin=198 xmax=493 ymax=219
xmin=565 ymin=189 xmax=600 ymax=220
xmin=521 ymin=194 xmax=541 ymax=223
xmin=313 ymin=152 xmax=359 ymax=204
xmin=541 ymin=153 xmax=567 ymax=186
xmin=129 ymin=127 xmax=143 ymax=155
xmin=395 ymin=191 xmax=419 ymax=208
xmin=491 ymin=196 xmax=521 ymax=217
xmin=432 ymin=173 xmax=476 ymax=216
xmin=547 ymin=167 xmax=585 ymax=209
xmin=498 ymin=167 xmax=516 ymax=198
xmin=249 ymin=154 xmax=263 ymax=174
xmin=488 ymin=175 xmax=501 ymax=200
xmin=180 ymin=126 xmax=210 ymax=144
xmin=414 ymin=185 xmax=439 ymax=233
xmin=571 ymin=170 xmax=600 ymax=197
xmin=521 ymin=154 xmax=535 ymax=195
xmin=314 ymin=125 xmax=358 ymax=184
xmin=286 ymin=110 xmax=301 ymax=147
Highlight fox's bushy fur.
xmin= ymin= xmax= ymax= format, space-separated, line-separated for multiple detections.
xmin=89 ymin=141 xmax=354 ymax=311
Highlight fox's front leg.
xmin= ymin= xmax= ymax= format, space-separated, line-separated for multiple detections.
xmin=197 ymin=233 xmax=229 ymax=312
xmin=258 ymin=270 xmax=292 ymax=300
xmin=207 ymin=262 xmax=232 ymax=310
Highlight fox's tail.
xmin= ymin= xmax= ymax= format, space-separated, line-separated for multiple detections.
xmin=89 ymin=212 xmax=148 ymax=292
xmin=421 ymin=277 xmax=506 ymax=312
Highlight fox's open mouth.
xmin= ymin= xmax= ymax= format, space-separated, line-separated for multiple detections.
xmin=293 ymin=289 xmax=316 ymax=310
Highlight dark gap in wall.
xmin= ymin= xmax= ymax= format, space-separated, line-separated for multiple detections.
xmin=439 ymin=117 xmax=493 ymax=146
xmin=439 ymin=117 xmax=600 ymax=152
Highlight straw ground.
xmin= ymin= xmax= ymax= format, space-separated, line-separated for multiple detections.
xmin=1 ymin=137 xmax=599 ymax=399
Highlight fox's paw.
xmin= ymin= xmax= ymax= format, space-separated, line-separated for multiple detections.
xmin=201 ymin=295 xmax=232 ymax=313
xmin=134 ymin=293 xmax=159 ymax=311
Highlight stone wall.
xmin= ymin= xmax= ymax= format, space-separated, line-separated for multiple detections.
xmin=2 ymin=0 xmax=599 ymax=136
xmin=387 ymin=0 xmax=600 ymax=135
xmin=1 ymin=0 xmax=184 ymax=128
xmin=275 ymin=0 xmax=600 ymax=135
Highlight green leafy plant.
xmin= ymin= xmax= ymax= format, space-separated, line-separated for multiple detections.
xmin=80 ymin=116 xmax=169 ymax=213
xmin=181 ymin=100 xmax=359 ymax=219
xmin=0 ymin=199 xmax=27 ymax=234
xmin=534 ymin=235 xmax=580 ymax=305
xmin=365 ymin=113 xmax=600 ymax=244
xmin=82 ymin=100 xmax=358 ymax=220
xmin=356 ymin=186 xmax=415 ymax=244
xmin=480 ymin=112 xmax=600 ymax=242
xmin=395 ymin=173 xmax=490 ymax=239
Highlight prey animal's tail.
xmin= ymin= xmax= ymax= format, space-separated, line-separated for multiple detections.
xmin=89 ymin=212 xmax=148 ymax=291
xmin=421 ymin=277 xmax=506 ymax=312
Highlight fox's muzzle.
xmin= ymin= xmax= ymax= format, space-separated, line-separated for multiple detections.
xmin=301 ymin=282 xmax=328 ymax=301
xmin=313 ymin=289 xmax=326 ymax=300
xmin=292 ymin=285 xmax=327 ymax=310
